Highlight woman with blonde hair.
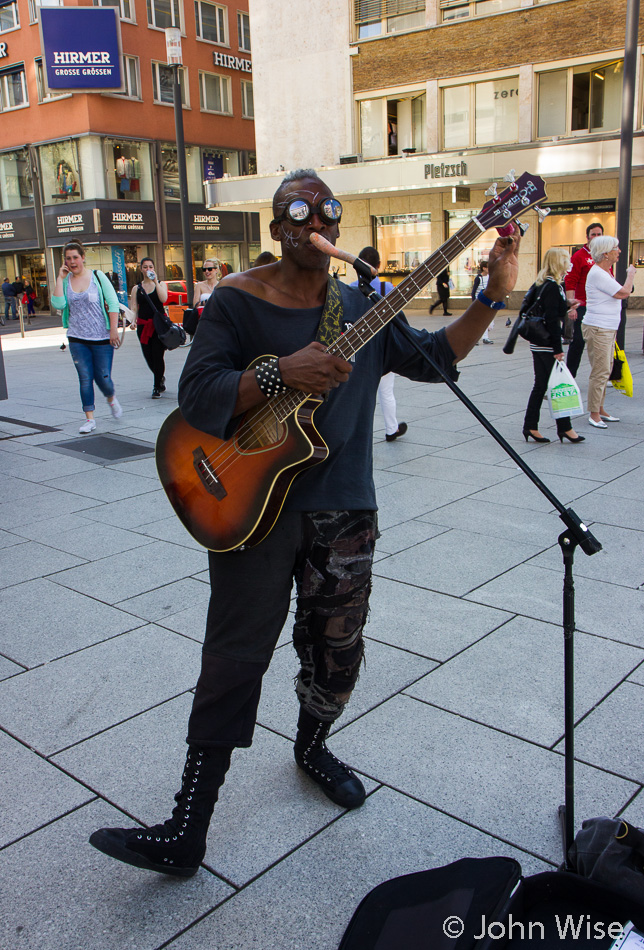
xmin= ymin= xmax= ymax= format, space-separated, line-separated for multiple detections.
xmin=522 ymin=247 xmax=584 ymax=444
xmin=191 ymin=258 xmax=222 ymax=308
xmin=583 ymin=236 xmax=636 ymax=428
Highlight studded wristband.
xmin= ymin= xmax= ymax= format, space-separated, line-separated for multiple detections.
xmin=255 ymin=357 xmax=288 ymax=398
xmin=476 ymin=290 xmax=506 ymax=310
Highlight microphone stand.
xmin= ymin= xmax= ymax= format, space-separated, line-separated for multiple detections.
xmin=354 ymin=261 xmax=602 ymax=869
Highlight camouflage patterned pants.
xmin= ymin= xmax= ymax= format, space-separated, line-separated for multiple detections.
xmin=187 ymin=510 xmax=377 ymax=748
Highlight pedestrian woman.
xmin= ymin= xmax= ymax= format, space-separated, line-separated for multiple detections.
xmin=191 ymin=258 xmax=222 ymax=308
xmin=22 ymin=278 xmax=36 ymax=317
xmin=523 ymin=247 xmax=585 ymax=444
xmin=130 ymin=257 xmax=169 ymax=399
xmin=429 ymin=268 xmax=452 ymax=316
xmin=51 ymin=241 xmax=122 ymax=434
xmin=583 ymin=236 xmax=636 ymax=428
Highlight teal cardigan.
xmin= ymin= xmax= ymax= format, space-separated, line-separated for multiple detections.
xmin=51 ymin=269 xmax=120 ymax=329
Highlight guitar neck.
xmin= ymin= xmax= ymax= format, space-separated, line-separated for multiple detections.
xmin=271 ymin=216 xmax=484 ymax=423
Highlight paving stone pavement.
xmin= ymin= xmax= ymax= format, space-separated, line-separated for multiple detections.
xmin=1 ymin=314 xmax=643 ymax=950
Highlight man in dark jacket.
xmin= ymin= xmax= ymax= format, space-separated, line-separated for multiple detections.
xmin=2 ymin=277 xmax=17 ymax=321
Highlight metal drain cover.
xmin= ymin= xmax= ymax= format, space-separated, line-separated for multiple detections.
xmin=45 ymin=433 xmax=155 ymax=465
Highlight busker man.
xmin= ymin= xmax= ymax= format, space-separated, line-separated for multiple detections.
xmin=90 ymin=169 xmax=521 ymax=878
xmin=565 ymin=222 xmax=604 ymax=377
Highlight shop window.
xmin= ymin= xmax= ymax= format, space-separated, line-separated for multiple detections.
xmin=147 ymin=0 xmax=182 ymax=31
xmin=354 ymin=0 xmax=425 ymax=39
xmin=359 ymin=92 xmax=426 ymax=158
xmin=161 ymin=144 xmax=202 ymax=202
xmin=194 ymin=0 xmax=227 ymax=43
xmin=0 ymin=148 xmax=33 ymax=210
xmin=241 ymin=79 xmax=253 ymax=118
xmin=440 ymin=0 xmax=560 ymax=21
xmin=375 ymin=213 xmax=431 ymax=292
xmin=152 ymin=62 xmax=187 ymax=105
xmin=92 ymin=0 xmax=134 ymax=22
xmin=203 ymin=148 xmax=240 ymax=178
xmin=38 ymin=140 xmax=82 ymax=205
xmin=442 ymin=76 xmax=518 ymax=149
xmin=112 ymin=55 xmax=141 ymax=99
xmin=237 ymin=10 xmax=250 ymax=51
xmin=446 ymin=210 xmax=496 ymax=295
xmin=35 ymin=58 xmax=70 ymax=103
xmin=0 ymin=65 xmax=28 ymax=112
xmin=0 ymin=1 xmax=19 ymax=33
xmin=537 ymin=60 xmax=623 ymax=138
xmin=105 ymin=139 xmax=154 ymax=201
xmin=199 ymin=70 xmax=231 ymax=114
xmin=28 ymin=0 xmax=61 ymax=26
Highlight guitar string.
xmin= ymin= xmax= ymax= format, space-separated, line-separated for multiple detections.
xmin=197 ymin=183 xmax=540 ymax=485
xmin=197 ymin=221 xmax=484 ymax=484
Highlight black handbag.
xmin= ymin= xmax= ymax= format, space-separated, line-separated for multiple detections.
xmin=609 ymin=343 xmax=623 ymax=381
xmin=503 ymin=283 xmax=551 ymax=354
xmin=181 ymin=307 xmax=200 ymax=337
xmin=140 ymin=285 xmax=186 ymax=350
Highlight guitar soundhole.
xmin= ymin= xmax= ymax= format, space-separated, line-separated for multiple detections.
xmin=193 ymin=447 xmax=227 ymax=500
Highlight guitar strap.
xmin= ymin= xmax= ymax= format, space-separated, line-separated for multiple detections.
xmin=315 ymin=278 xmax=343 ymax=348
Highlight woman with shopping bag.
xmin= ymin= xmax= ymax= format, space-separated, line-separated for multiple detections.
xmin=582 ymin=236 xmax=636 ymax=428
xmin=522 ymin=248 xmax=585 ymax=444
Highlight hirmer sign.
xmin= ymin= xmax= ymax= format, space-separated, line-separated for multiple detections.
xmin=39 ymin=8 xmax=123 ymax=93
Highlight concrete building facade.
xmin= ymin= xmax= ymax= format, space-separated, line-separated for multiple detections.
xmin=209 ymin=0 xmax=644 ymax=307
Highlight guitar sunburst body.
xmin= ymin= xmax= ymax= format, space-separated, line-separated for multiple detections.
xmin=156 ymin=358 xmax=327 ymax=551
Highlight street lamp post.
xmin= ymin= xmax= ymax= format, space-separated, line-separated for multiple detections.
xmin=615 ymin=0 xmax=640 ymax=349
xmin=165 ymin=28 xmax=193 ymax=308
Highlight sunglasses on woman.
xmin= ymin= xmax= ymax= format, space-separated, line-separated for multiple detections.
xmin=203 ymin=266 xmax=217 ymax=272
xmin=274 ymin=197 xmax=343 ymax=227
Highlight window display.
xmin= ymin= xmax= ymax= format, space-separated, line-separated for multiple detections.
xmin=39 ymin=140 xmax=81 ymax=204
xmin=375 ymin=213 xmax=431 ymax=293
xmin=105 ymin=140 xmax=153 ymax=201
xmin=0 ymin=148 xmax=33 ymax=210
xmin=447 ymin=210 xmax=496 ymax=295
xmin=161 ymin=145 xmax=202 ymax=202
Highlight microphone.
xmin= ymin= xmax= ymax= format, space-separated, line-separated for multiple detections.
xmin=309 ymin=233 xmax=377 ymax=280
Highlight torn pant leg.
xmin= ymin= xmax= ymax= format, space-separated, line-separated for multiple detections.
xmin=292 ymin=510 xmax=377 ymax=723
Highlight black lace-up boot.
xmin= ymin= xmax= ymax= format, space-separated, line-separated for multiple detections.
xmin=89 ymin=746 xmax=232 ymax=877
xmin=293 ymin=708 xmax=365 ymax=809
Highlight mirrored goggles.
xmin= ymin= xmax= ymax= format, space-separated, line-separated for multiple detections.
xmin=274 ymin=197 xmax=343 ymax=227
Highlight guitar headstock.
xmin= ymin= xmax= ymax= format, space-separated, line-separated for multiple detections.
xmin=476 ymin=172 xmax=548 ymax=233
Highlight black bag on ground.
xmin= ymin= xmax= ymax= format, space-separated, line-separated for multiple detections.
xmin=568 ymin=818 xmax=644 ymax=905
xmin=181 ymin=307 xmax=200 ymax=337
xmin=503 ymin=283 xmax=551 ymax=354
xmin=338 ymin=855 xmax=644 ymax=950
xmin=140 ymin=284 xmax=186 ymax=350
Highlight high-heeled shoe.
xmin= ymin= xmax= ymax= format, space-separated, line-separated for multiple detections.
xmin=523 ymin=429 xmax=550 ymax=443
xmin=558 ymin=432 xmax=586 ymax=443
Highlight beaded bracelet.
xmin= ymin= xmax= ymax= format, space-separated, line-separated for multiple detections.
xmin=255 ymin=357 xmax=288 ymax=398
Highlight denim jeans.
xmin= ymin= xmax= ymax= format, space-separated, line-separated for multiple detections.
xmin=4 ymin=296 xmax=16 ymax=319
xmin=68 ymin=340 xmax=115 ymax=411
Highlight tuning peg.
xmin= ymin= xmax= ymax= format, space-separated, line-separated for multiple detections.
xmin=516 ymin=220 xmax=529 ymax=236
xmin=485 ymin=182 xmax=498 ymax=198
xmin=503 ymin=169 xmax=517 ymax=183
xmin=535 ymin=206 xmax=551 ymax=223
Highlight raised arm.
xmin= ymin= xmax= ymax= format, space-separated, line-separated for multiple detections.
xmin=614 ymin=264 xmax=637 ymax=300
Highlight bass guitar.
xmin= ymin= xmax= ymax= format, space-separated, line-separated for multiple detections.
xmin=156 ymin=171 xmax=548 ymax=551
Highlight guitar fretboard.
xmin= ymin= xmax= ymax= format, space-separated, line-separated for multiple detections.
xmin=267 ymin=217 xmax=483 ymax=424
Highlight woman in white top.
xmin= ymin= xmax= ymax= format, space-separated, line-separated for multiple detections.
xmin=582 ymin=237 xmax=636 ymax=428
xmin=191 ymin=259 xmax=222 ymax=307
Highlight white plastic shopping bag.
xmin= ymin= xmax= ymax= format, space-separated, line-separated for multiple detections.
xmin=547 ymin=360 xmax=584 ymax=418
